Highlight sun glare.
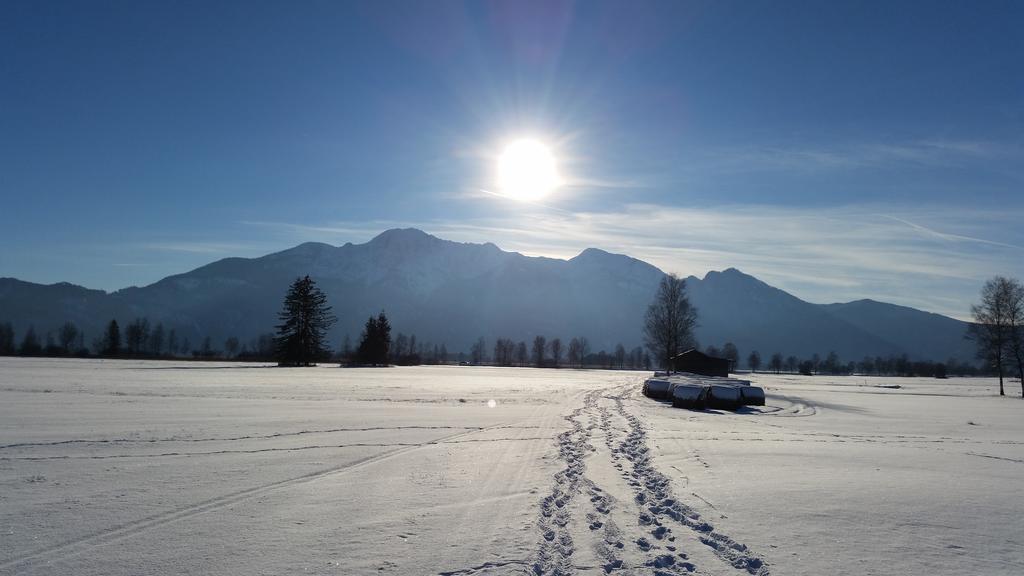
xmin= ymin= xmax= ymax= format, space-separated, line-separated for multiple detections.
xmin=497 ymin=139 xmax=561 ymax=201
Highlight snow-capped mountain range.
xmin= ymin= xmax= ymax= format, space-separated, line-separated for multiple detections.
xmin=0 ymin=228 xmax=974 ymax=362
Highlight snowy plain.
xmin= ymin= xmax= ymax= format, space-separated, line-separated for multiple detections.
xmin=1 ymin=358 xmax=1021 ymax=575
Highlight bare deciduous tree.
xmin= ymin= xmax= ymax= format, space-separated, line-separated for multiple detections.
xmin=785 ymin=355 xmax=798 ymax=373
xmin=515 ymin=341 xmax=528 ymax=366
xmin=578 ymin=337 xmax=590 ymax=367
xmin=614 ymin=343 xmax=626 ymax=369
xmin=968 ymin=276 xmax=1023 ymax=396
xmin=224 ymin=336 xmax=240 ymax=358
xmin=642 ymin=274 xmax=698 ymax=371
xmin=125 ymin=317 xmax=150 ymax=356
xmin=532 ymin=335 xmax=547 ymax=367
xmin=748 ymin=350 xmax=761 ymax=373
xmin=567 ymin=338 xmax=581 ymax=368
xmin=722 ymin=342 xmax=739 ymax=372
xmin=1005 ymin=281 xmax=1024 ymax=397
xmin=493 ymin=338 xmax=516 ymax=366
xmin=58 ymin=321 xmax=79 ymax=354
xmin=470 ymin=337 xmax=486 ymax=365
xmin=548 ymin=338 xmax=562 ymax=367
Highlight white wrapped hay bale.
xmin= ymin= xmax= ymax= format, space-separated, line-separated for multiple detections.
xmin=706 ymin=384 xmax=742 ymax=410
xmin=739 ymin=386 xmax=766 ymax=406
xmin=643 ymin=379 xmax=673 ymax=399
xmin=671 ymin=383 xmax=707 ymax=409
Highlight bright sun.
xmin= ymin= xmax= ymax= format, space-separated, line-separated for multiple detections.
xmin=496 ymin=139 xmax=561 ymax=201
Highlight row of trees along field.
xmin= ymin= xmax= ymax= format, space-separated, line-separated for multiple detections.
xmin=3 ymin=274 xmax=1021 ymax=389
xmin=0 ymin=317 xmax=277 ymax=361
xmin=470 ymin=336 xmax=652 ymax=369
xmin=707 ymin=344 xmax=981 ymax=378
xmin=273 ymin=276 xmax=656 ymax=369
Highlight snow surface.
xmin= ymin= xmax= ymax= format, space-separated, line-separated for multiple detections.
xmin=1 ymin=358 xmax=1021 ymax=575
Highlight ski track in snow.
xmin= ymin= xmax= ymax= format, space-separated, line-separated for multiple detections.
xmin=0 ymin=437 xmax=556 ymax=461
xmin=0 ymin=423 xmax=518 ymax=574
xmin=527 ymin=383 xmax=770 ymax=576
xmin=0 ymin=424 xmax=546 ymax=450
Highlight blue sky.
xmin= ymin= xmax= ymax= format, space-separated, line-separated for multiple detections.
xmin=2 ymin=0 xmax=1022 ymax=319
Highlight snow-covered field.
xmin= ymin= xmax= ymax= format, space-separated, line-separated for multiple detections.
xmin=1 ymin=358 xmax=1021 ymax=575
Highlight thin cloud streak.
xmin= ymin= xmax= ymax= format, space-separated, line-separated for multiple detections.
xmin=142 ymin=242 xmax=256 ymax=255
xmin=879 ymin=215 xmax=1024 ymax=250
xmin=694 ymin=139 xmax=1024 ymax=174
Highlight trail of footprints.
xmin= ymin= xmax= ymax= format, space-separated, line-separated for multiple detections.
xmin=530 ymin=386 xmax=769 ymax=575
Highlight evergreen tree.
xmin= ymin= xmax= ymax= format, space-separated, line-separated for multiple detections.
xmin=274 ymin=276 xmax=337 ymax=366
xmin=0 ymin=322 xmax=15 ymax=355
xmin=150 ymin=323 xmax=165 ymax=356
xmin=356 ymin=311 xmax=391 ymax=365
xmin=103 ymin=319 xmax=121 ymax=356
xmin=19 ymin=325 xmax=42 ymax=356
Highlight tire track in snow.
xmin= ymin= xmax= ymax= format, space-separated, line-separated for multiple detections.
xmin=0 ymin=423 xmax=518 ymax=574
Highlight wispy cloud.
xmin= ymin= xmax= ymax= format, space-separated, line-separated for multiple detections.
xmin=694 ymin=139 xmax=1023 ymax=174
xmin=142 ymin=242 xmax=255 ymax=255
xmin=879 ymin=215 xmax=1024 ymax=250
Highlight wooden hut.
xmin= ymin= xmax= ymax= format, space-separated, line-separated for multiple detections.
xmin=671 ymin=349 xmax=730 ymax=377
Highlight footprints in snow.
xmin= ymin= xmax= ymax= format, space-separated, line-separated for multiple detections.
xmin=530 ymin=385 xmax=770 ymax=575
xmin=611 ymin=394 xmax=769 ymax=575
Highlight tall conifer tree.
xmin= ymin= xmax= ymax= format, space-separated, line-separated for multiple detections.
xmin=275 ymin=276 xmax=336 ymax=366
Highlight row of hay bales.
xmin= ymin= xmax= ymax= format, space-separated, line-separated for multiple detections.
xmin=642 ymin=373 xmax=765 ymax=411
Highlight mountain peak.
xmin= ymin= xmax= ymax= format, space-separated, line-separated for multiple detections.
xmin=370 ymin=228 xmax=436 ymax=244
xmin=703 ymin=267 xmax=759 ymax=283
xmin=571 ymin=247 xmax=614 ymax=261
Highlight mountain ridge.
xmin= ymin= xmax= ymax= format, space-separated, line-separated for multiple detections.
xmin=0 ymin=228 xmax=975 ymax=363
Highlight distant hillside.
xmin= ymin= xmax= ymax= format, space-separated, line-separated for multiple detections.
xmin=819 ymin=299 xmax=975 ymax=363
xmin=686 ymin=269 xmax=902 ymax=361
xmin=0 ymin=228 xmax=975 ymax=363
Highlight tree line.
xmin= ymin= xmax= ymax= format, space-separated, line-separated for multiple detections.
xmin=0 ymin=317 xmax=278 ymax=361
xmin=712 ymin=344 xmax=981 ymax=378
xmin=273 ymin=276 xmax=658 ymax=370
xmin=4 ymin=273 xmax=1019 ymax=392
xmin=465 ymin=336 xmax=651 ymax=369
